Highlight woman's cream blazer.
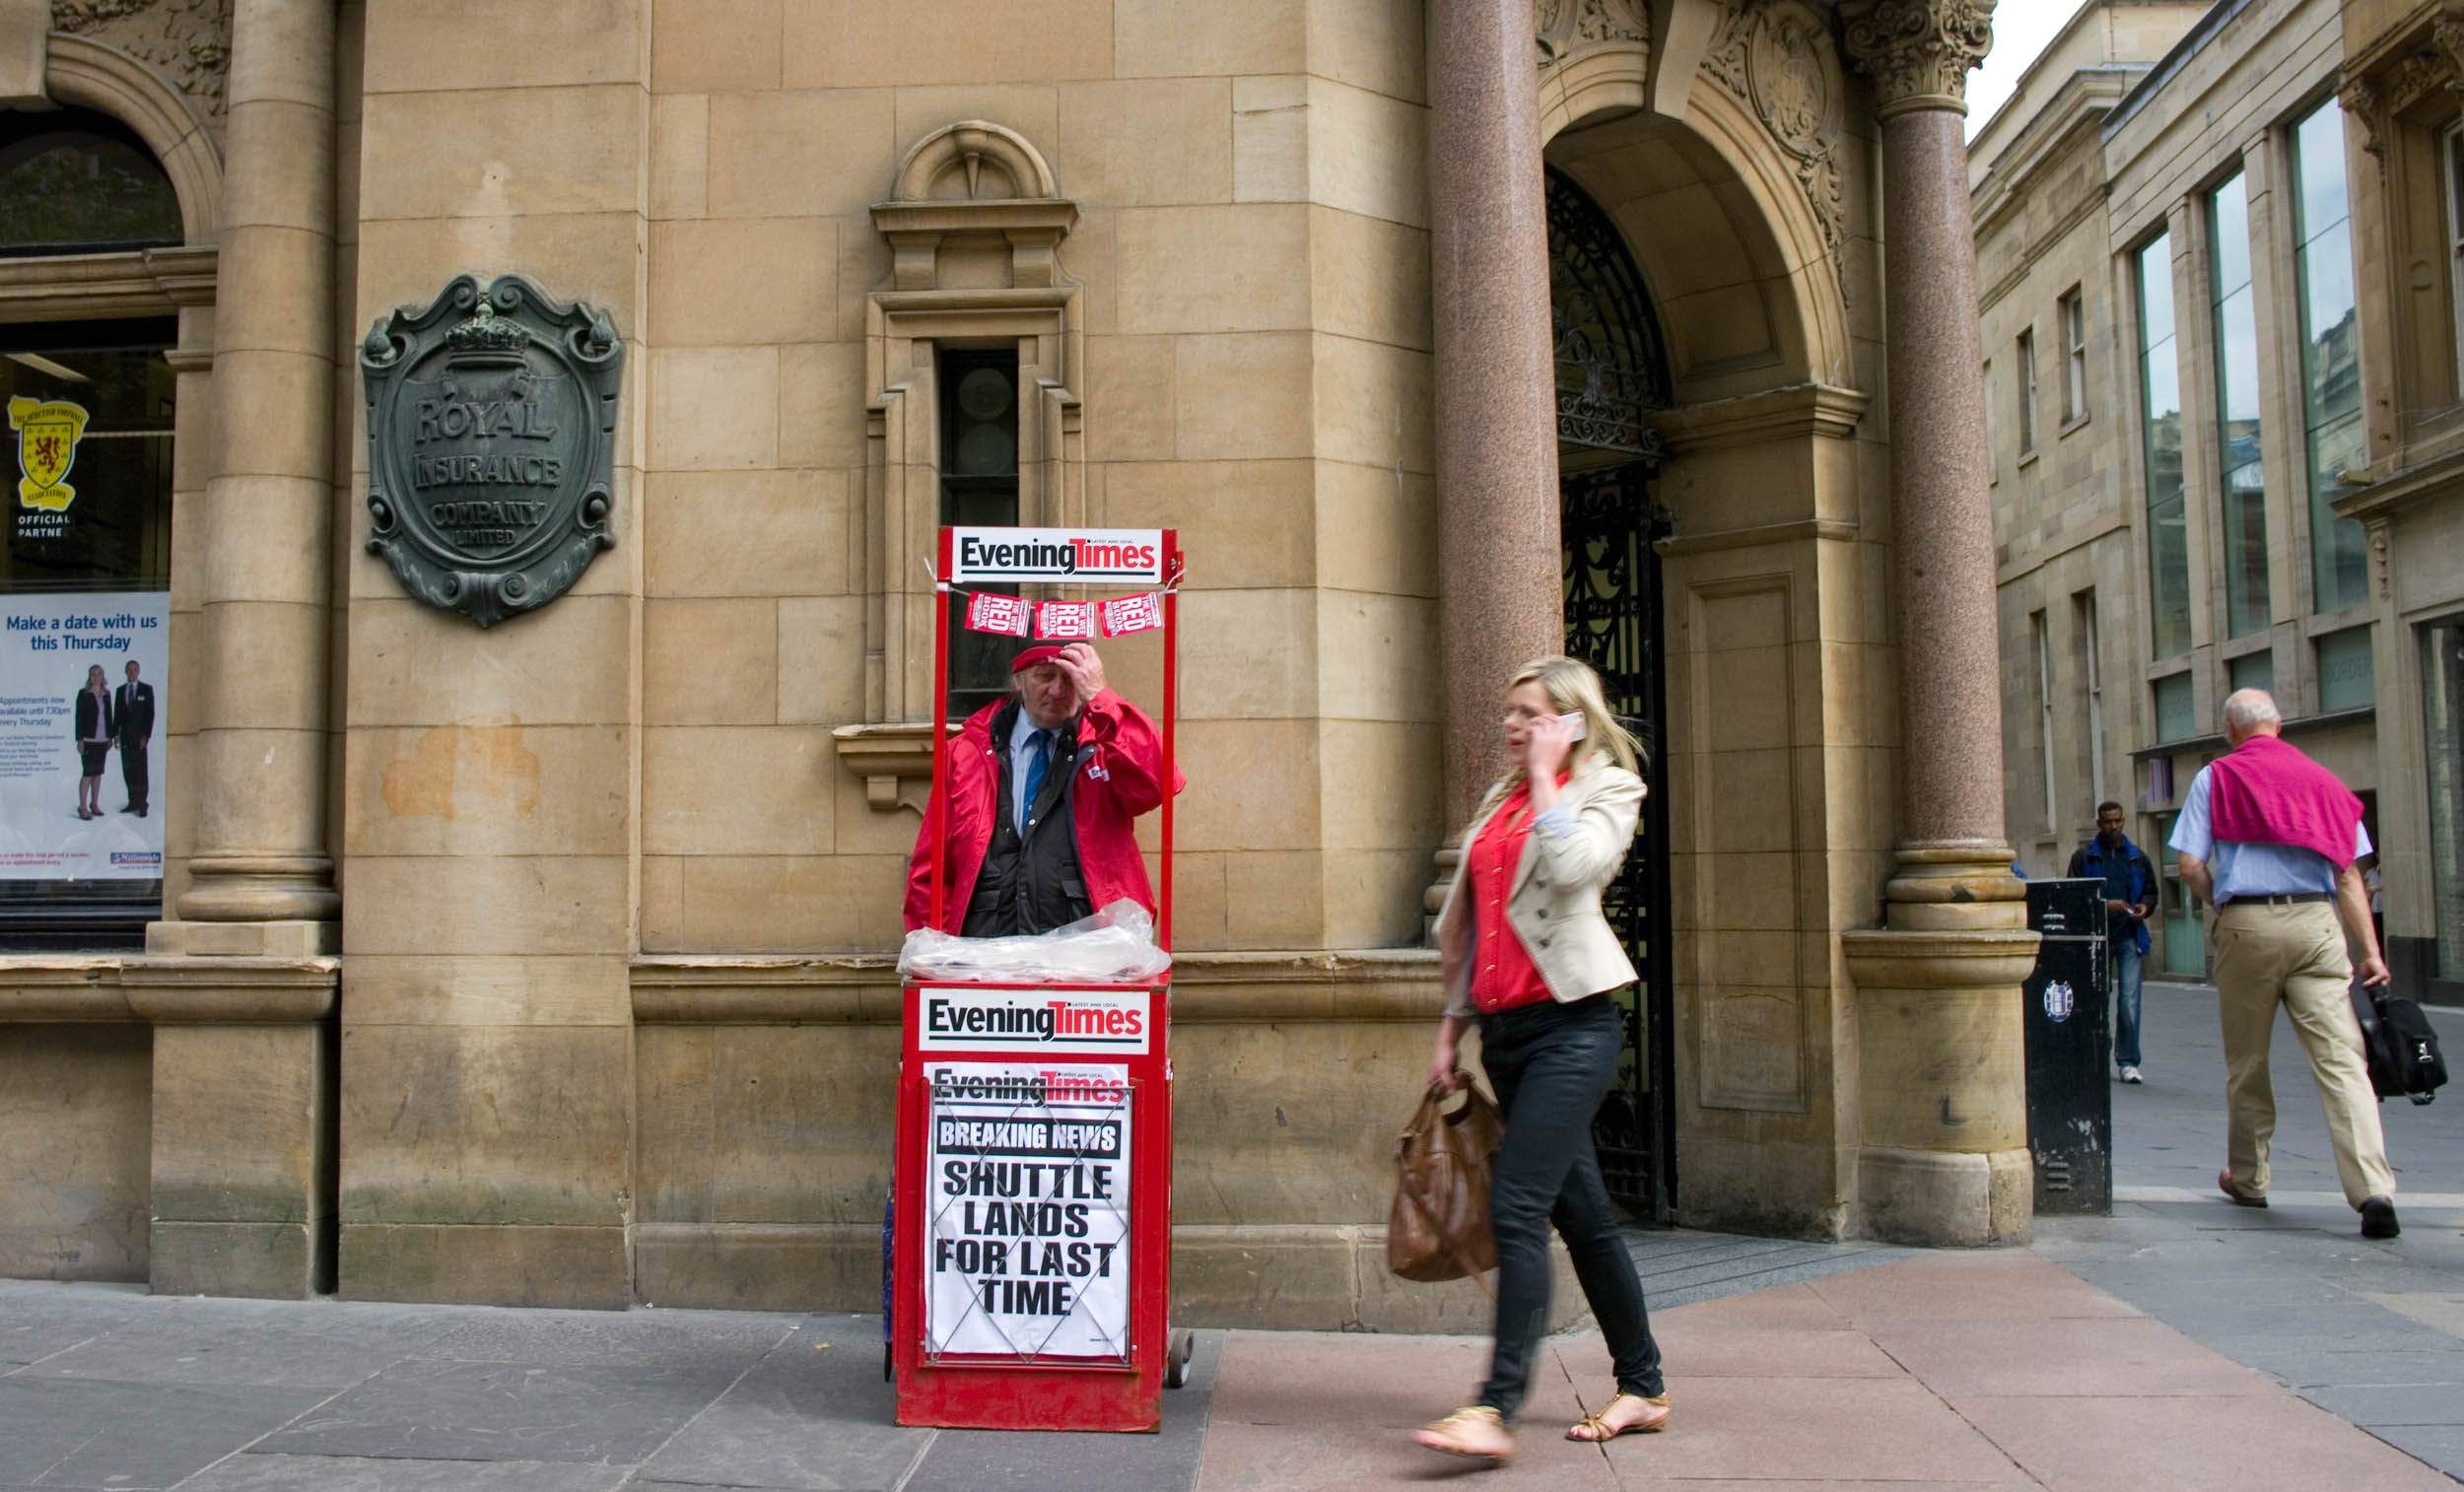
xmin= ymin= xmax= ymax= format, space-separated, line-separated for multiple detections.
xmin=1433 ymin=758 xmax=1643 ymax=1018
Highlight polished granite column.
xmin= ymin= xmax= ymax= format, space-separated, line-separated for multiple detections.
xmin=1841 ymin=0 xmax=2039 ymax=1247
xmin=1428 ymin=0 xmax=1564 ymax=836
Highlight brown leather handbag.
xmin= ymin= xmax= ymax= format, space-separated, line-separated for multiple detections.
xmin=1386 ymin=1083 xmax=1504 ymax=1282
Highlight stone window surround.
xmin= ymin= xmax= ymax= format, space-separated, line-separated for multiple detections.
xmin=828 ymin=121 xmax=1084 ymax=813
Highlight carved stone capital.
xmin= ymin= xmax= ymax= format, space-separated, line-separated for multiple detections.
xmin=1838 ymin=0 xmax=1994 ymax=121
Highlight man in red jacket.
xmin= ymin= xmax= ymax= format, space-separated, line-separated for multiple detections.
xmin=904 ymin=642 xmax=1180 ymax=936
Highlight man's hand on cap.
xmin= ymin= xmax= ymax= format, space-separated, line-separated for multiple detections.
xmin=1057 ymin=643 xmax=1106 ymax=708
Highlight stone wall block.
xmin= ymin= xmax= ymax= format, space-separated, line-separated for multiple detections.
xmin=782 ymin=0 xmax=1113 ymax=88
xmin=1057 ymin=79 xmax=1233 ymax=206
xmin=368 ymin=0 xmax=644 ymax=93
xmin=1172 ymin=332 xmax=1313 ymax=460
xmin=341 ymin=855 xmax=630 ymax=957
xmin=1115 ymin=0 xmax=1304 ymax=78
xmin=343 ymin=954 xmax=633 ymax=1028
xmin=1116 ymin=204 xmax=1311 ymax=334
xmin=0 ymin=1023 xmax=150 ymax=1281
xmin=705 ymin=91 xmax=897 ymax=221
xmin=649 ymin=346 xmax=780 ymax=471
xmin=775 ymin=347 xmax=867 ymax=470
xmin=344 ymin=596 xmax=638 ymax=729
xmin=644 ymin=598 xmax=779 ymax=725
xmin=337 ymin=1023 xmax=632 ymax=1226
xmin=646 ymin=471 xmax=849 ymax=599
xmin=344 ymin=723 xmax=631 ymax=860
xmin=339 ymin=1222 xmax=630 ymax=1309
xmin=358 ymin=86 xmax=649 ymax=222
xmin=643 ymin=727 xmax=833 ymax=856
xmin=649 ymin=218 xmax=837 ymax=346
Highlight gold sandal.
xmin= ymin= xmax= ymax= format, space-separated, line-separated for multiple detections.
xmin=1414 ymin=1405 xmax=1515 ymax=1461
xmin=1566 ymin=1390 xmax=1671 ymax=1442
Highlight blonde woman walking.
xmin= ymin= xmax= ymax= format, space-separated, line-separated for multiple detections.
xmin=1413 ymin=655 xmax=1668 ymax=1464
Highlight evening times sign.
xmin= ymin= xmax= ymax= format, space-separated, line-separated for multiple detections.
xmin=924 ymin=1062 xmax=1132 ymax=1361
xmin=360 ymin=275 xmax=623 ymax=627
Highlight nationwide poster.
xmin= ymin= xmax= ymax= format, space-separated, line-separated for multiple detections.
xmin=0 ymin=591 xmax=169 ymax=879
xmin=924 ymin=1062 xmax=1132 ymax=1361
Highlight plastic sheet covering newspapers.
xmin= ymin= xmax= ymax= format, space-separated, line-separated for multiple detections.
xmin=898 ymin=899 xmax=1172 ymax=983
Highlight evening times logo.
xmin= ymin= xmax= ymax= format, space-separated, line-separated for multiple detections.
xmin=921 ymin=988 xmax=1150 ymax=1052
xmin=950 ymin=528 xmax=1165 ymax=584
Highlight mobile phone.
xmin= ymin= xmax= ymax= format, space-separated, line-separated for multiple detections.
xmin=1560 ymin=712 xmax=1586 ymax=740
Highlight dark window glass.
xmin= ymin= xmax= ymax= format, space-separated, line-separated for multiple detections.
xmin=939 ymin=346 xmax=1019 ymax=721
xmin=2139 ymin=233 xmax=2191 ymax=658
xmin=2290 ymin=101 xmax=2368 ymax=614
xmin=0 ymin=108 xmax=181 ymax=256
xmin=2210 ymin=172 xmax=2271 ymax=639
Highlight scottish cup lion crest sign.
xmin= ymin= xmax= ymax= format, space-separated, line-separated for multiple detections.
xmin=361 ymin=275 xmax=623 ymax=627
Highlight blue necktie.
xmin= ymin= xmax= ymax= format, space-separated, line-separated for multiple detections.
xmin=1019 ymin=729 xmax=1051 ymax=833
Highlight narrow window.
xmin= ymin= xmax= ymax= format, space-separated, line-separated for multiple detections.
xmin=2292 ymin=99 xmax=2368 ymax=614
xmin=2315 ymin=624 xmax=2373 ymax=712
xmin=2447 ymin=122 xmax=2464 ymax=396
xmin=2076 ymin=589 xmax=2105 ymax=802
xmin=2061 ymin=287 xmax=2088 ymax=424
xmin=938 ymin=345 xmax=1022 ymax=720
xmin=1983 ymin=357 xmax=1997 ymax=483
xmin=2138 ymin=232 xmax=2191 ymax=658
xmin=2018 ymin=327 xmax=2038 ymax=453
xmin=2153 ymin=670 xmax=2195 ymax=744
xmin=2033 ymin=610 xmax=2057 ymax=830
xmin=2210 ymin=170 xmax=2271 ymax=638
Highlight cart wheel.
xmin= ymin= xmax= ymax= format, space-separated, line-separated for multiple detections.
xmin=1164 ymin=1328 xmax=1196 ymax=1389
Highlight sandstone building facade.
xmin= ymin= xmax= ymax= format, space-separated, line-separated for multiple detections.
xmin=1981 ymin=0 xmax=2464 ymax=1007
xmin=0 ymin=0 xmax=2035 ymax=1322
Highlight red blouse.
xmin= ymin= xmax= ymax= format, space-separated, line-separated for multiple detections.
xmin=1466 ymin=780 xmax=1554 ymax=1013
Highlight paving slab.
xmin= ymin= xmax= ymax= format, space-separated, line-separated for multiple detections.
xmin=902 ymin=1330 xmax=1219 ymax=1492
xmin=0 ymin=1280 xmax=159 ymax=1367
xmin=1955 ymin=1391 xmax=2459 ymax=1492
xmin=251 ymin=1359 xmax=748 ymax=1464
xmin=0 ymin=1376 xmax=331 ymax=1489
xmin=19 ymin=1296 xmax=455 ymax=1390
xmin=634 ymin=1330 xmax=930 ymax=1492
xmin=176 ymin=1456 xmax=632 ymax=1491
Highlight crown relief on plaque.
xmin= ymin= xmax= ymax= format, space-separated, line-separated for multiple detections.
xmin=359 ymin=274 xmax=623 ymax=629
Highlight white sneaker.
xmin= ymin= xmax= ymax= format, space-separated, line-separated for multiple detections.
xmin=2119 ymin=1065 xmax=2143 ymax=1084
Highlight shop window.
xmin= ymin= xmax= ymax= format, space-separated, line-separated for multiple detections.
xmin=2315 ymin=624 xmax=2373 ymax=712
xmin=0 ymin=108 xmax=181 ymax=257
xmin=2155 ymin=808 xmax=2206 ymax=977
xmin=939 ymin=346 xmax=1021 ymax=720
xmin=2210 ymin=171 xmax=2271 ymax=639
xmin=2422 ymin=619 xmax=2464 ymax=978
xmin=2153 ymin=669 xmax=2195 ymax=743
xmin=0 ymin=318 xmax=175 ymax=948
xmin=2138 ymin=232 xmax=2191 ymax=659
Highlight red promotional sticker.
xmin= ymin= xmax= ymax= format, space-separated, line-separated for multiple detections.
xmin=965 ymin=591 xmax=1031 ymax=636
xmin=1099 ymin=592 xmax=1163 ymax=637
xmin=1036 ymin=600 xmax=1098 ymax=640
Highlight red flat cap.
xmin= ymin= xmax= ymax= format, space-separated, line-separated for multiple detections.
xmin=1010 ymin=644 xmax=1069 ymax=672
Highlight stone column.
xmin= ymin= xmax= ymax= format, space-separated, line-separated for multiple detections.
xmin=1428 ymin=0 xmax=1564 ymax=835
xmin=1840 ymin=0 xmax=2039 ymax=1247
xmin=162 ymin=0 xmax=339 ymax=949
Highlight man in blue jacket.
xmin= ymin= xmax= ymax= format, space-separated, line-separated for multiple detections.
xmin=2069 ymin=801 xmax=2157 ymax=1083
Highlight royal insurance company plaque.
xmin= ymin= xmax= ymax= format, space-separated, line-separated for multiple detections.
xmin=360 ymin=275 xmax=622 ymax=627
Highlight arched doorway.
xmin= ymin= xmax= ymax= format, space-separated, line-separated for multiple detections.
xmin=1548 ymin=165 xmax=1677 ymax=1220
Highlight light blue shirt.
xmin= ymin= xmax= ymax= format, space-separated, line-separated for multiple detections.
xmin=2167 ymin=763 xmax=2370 ymax=904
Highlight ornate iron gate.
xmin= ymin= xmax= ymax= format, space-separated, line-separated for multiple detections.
xmin=1549 ymin=166 xmax=1676 ymax=1220
xmin=1561 ymin=468 xmax=1675 ymax=1220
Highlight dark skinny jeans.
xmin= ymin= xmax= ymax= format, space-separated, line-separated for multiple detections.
xmin=1474 ymin=993 xmax=1664 ymax=1420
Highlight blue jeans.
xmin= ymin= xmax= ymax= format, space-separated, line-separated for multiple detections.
xmin=2113 ymin=941 xmax=2144 ymax=1068
xmin=1473 ymin=995 xmax=1663 ymax=1420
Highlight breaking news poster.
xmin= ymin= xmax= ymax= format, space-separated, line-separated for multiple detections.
xmin=0 ymin=591 xmax=167 ymax=880
xmin=924 ymin=1062 xmax=1133 ymax=1361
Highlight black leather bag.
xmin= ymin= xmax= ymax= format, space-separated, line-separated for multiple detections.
xmin=2351 ymin=979 xmax=2447 ymax=1106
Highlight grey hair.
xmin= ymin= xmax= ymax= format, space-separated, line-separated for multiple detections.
xmin=2223 ymin=688 xmax=2282 ymax=732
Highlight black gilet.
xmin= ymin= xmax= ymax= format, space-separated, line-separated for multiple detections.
xmin=961 ymin=700 xmax=1093 ymax=937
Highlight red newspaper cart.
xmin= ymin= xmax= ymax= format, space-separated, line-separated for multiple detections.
xmin=891 ymin=526 xmax=1189 ymax=1432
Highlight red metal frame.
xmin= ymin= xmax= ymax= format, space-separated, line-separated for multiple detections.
xmin=895 ymin=528 xmax=1181 ymax=1432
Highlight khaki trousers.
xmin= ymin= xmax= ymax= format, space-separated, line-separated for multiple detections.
xmin=2213 ymin=900 xmax=2395 ymax=1208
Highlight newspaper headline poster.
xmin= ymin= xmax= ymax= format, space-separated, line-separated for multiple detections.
xmin=924 ymin=1062 xmax=1132 ymax=1361
xmin=0 ymin=591 xmax=168 ymax=879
